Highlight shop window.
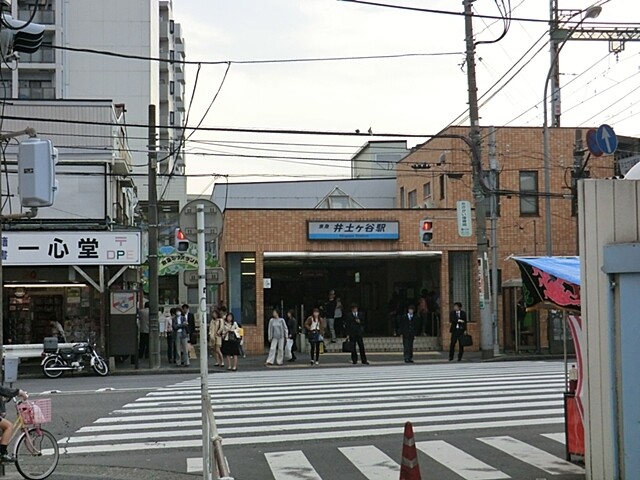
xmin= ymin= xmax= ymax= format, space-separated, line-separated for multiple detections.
xmin=227 ymin=253 xmax=257 ymax=325
xmin=408 ymin=189 xmax=417 ymax=208
xmin=400 ymin=187 xmax=405 ymax=208
xmin=519 ymin=171 xmax=538 ymax=216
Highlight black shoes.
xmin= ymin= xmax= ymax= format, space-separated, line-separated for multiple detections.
xmin=405 ymin=359 xmax=414 ymax=363
xmin=0 ymin=453 xmax=15 ymax=463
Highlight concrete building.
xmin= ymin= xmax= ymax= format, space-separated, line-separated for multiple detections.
xmin=351 ymin=141 xmax=409 ymax=179
xmin=1 ymin=100 xmax=141 ymax=352
xmin=0 ymin=0 xmax=189 ymax=304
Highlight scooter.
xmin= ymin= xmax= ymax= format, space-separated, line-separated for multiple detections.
xmin=41 ymin=339 xmax=109 ymax=378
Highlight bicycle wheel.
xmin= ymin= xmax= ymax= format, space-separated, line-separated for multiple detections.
xmin=15 ymin=428 xmax=59 ymax=480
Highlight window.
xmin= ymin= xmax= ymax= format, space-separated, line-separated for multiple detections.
xmin=423 ymin=182 xmax=432 ymax=199
xmin=169 ymin=50 xmax=175 ymax=62
xmin=169 ymin=111 xmax=175 ymax=125
xmin=519 ymin=171 xmax=538 ymax=215
xmin=400 ymin=187 xmax=405 ymax=208
xmin=169 ymin=80 xmax=175 ymax=95
xmin=408 ymin=189 xmax=417 ymax=208
xmin=439 ymin=174 xmax=446 ymax=200
xmin=169 ymin=19 xmax=175 ymax=34
xmin=227 ymin=253 xmax=257 ymax=325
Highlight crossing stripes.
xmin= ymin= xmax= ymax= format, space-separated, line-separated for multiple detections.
xmin=59 ymin=361 xmax=570 ymax=457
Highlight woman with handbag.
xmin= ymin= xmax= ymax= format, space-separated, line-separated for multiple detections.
xmin=266 ymin=309 xmax=288 ymax=366
xmin=304 ymin=308 xmax=325 ymax=365
xmin=209 ymin=310 xmax=224 ymax=367
xmin=221 ymin=313 xmax=241 ymax=371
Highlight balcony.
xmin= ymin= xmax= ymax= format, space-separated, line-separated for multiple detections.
xmin=20 ymin=47 xmax=55 ymax=64
xmin=18 ymin=87 xmax=55 ymax=99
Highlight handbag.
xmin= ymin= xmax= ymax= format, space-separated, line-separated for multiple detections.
xmin=460 ymin=334 xmax=473 ymax=347
xmin=284 ymin=339 xmax=293 ymax=361
xmin=227 ymin=331 xmax=238 ymax=342
xmin=342 ymin=340 xmax=354 ymax=353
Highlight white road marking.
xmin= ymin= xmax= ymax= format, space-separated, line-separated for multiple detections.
xmin=541 ymin=433 xmax=566 ymax=444
xmin=187 ymin=457 xmax=202 ymax=473
xmin=479 ymin=436 xmax=585 ymax=475
xmin=339 ymin=445 xmax=399 ymax=480
xmin=265 ymin=451 xmax=322 ymax=480
xmin=416 ymin=440 xmax=510 ymax=480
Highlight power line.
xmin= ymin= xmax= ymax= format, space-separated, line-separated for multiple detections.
xmin=46 ymin=44 xmax=463 ymax=66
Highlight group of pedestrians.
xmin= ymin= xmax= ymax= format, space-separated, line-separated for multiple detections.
xmin=209 ymin=308 xmax=242 ymax=371
xmin=161 ymin=303 xmax=195 ymax=367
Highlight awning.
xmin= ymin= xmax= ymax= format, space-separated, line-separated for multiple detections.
xmin=511 ymin=256 xmax=581 ymax=312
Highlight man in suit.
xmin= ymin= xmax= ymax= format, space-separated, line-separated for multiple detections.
xmin=346 ymin=303 xmax=369 ymax=365
xmin=182 ymin=304 xmax=196 ymax=345
xmin=449 ymin=302 xmax=468 ymax=361
xmin=399 ymin=305 xmax=417 ymax=363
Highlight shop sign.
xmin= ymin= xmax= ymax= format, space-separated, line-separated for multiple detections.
xmin=456 ymin=200 xmax=473 ymax=237
xmin=308 ymin=221 xmax=399 ymax=240
xmin=111 ymin=291 xmax=137 ymax=315
xmin=1 ymin=231 xmax=141 ymax=266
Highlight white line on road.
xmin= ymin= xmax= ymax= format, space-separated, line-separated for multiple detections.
xmin=479 ymin=436 xmax=585 ymax=475
xmin=541 ymin=432 xmax=566 ymax=444
xmin=57 ymin=418 xmax=565 ymax=454
xmin=416 ymin=440 xmax=510 ymax=480
xmin=265 ymin=451 xmax=322 ymax=480
xmin=339 ymin=446 xmax=399 ymax=480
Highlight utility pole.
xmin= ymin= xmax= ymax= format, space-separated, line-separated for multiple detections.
xmin=464 ymin=0 xmax=494 ymax=359
xmin=572 ymin=129 xmax=584 ymax=253
xmin=488 ymin=127 xmax=500 ymax=356
xmin=549 ymin=0 xmax=561 ymax=127
xmin=148 ymin=105 xmax=160 ymax=369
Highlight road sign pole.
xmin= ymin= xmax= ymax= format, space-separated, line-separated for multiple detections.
xmin=197 ymin=203 xmax=211 ymax=480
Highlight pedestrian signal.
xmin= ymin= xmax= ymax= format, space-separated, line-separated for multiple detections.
xmin=420 ymin=219 xmax=433 ymax=244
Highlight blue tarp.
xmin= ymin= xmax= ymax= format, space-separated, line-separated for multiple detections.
xmin=511 ymin=256 xmax=581 ymax=286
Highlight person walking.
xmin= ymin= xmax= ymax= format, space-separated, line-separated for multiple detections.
xmin=346 ymin=303 xmax=369 ymax=365
xmin=221 ymin=313 xmax=241 ymax=371
xmin=324 ymin=290 xmax=337 ymax=343
xmin=209 ymin=310 xmax=224 ymax=367
xmin=304 ymin=308 xmax=325 ymax=365
xmin=286 ymin=309 xmax=299 ymax=362
xmin=165 ymin=307 xmax=175 ymax=363
xmin=137 ymin=301 xmax=150 ymax=360
xmin=399 ymin=305 xmax=418 ymax=363
xmin=173 ymin=307 xmax=190 ymax=367
xmin=449 ymin=302 xmax=468 ymax=361
xmin=266 ymin=309 xmax=288 ymax=366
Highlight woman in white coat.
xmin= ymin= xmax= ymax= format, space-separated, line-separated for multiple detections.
xmin=266 ymin=309 xmax=288 ymax=366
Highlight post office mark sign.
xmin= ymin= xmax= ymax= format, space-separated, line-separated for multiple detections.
xmin=1 ymin=231 xmax=141 ymax=266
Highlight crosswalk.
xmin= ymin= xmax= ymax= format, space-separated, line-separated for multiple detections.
xmin=236 ymin=434 xmax=583 ymax=479
xmin=57 ymin=361 xmax=574 ymax=476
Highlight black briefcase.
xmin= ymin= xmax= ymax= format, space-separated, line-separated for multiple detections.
xmin=460 ymin=334 xmax=473 ymax=347
xmin=342 ymin=340 xmax=354 ymax=353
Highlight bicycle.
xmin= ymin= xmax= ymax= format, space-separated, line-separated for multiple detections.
xmin=5 ymin=398 xmax=59 ymax=480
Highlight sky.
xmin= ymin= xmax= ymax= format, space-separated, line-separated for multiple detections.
xmin=171 ymin=0 xmax=640 ymax=195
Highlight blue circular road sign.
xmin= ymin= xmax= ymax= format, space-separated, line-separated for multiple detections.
xmin=586 ymin=129 xmax=603 ymax=157
xmin=596 ymin=124 xmax=618 ymax=155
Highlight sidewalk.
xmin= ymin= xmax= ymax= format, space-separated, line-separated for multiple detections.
xmin=17 ymin=348 xmax=569 ymax=378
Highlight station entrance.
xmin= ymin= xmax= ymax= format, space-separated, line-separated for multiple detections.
xmin=263 ymin=253 xmax=442 ymax=337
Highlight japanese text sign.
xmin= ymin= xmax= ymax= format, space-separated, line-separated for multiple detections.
xmin=308 ymin=221 xmax=399 ymax=240
xmin=1 ymin=231 xmax=141 ymax=266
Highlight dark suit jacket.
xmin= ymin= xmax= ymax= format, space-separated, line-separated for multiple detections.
xmin=345 ymin=311 xmax=366 ymax=338
xmin=399 ymin=313 xmax=418 ymax=337
xmin=449 ymin=310 xmax=467 ymax=334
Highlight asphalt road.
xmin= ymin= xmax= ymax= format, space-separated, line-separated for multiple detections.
xmin=6 ymin=361 xmax=585 ymax=480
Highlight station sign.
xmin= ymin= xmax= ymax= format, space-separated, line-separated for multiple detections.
xmin=456 ymin=201 xmax=473 ymax=237
xmin=1 ymin=231 xmax=141 ymax=266
xmin=308 ymin=221 xmax=399 ymax=240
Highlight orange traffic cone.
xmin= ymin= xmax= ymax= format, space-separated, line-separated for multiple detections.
xmin=399 ymin=421 xmax=421 ymax=480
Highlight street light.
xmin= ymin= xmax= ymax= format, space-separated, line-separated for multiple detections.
xmin=542 ymin=5 xmax=602 ymax=256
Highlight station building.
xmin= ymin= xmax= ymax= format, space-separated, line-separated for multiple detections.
xmin=214 ymin=127 xmax=635 ymax=355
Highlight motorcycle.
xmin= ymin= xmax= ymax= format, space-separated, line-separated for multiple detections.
xmin=41 ymin=340 xmax=109 ymax=378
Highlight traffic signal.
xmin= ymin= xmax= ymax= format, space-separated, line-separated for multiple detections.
xmin=0 ymin=14 xmax=45 ymax=57
xmin=420 ymin=219 xmax=433 ymax=244
xmin=174 ymin=228 xmax=189 ymax=252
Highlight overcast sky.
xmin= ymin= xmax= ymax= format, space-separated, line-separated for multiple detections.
xmin=172 ymin=0 xmax=640 ymax=194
